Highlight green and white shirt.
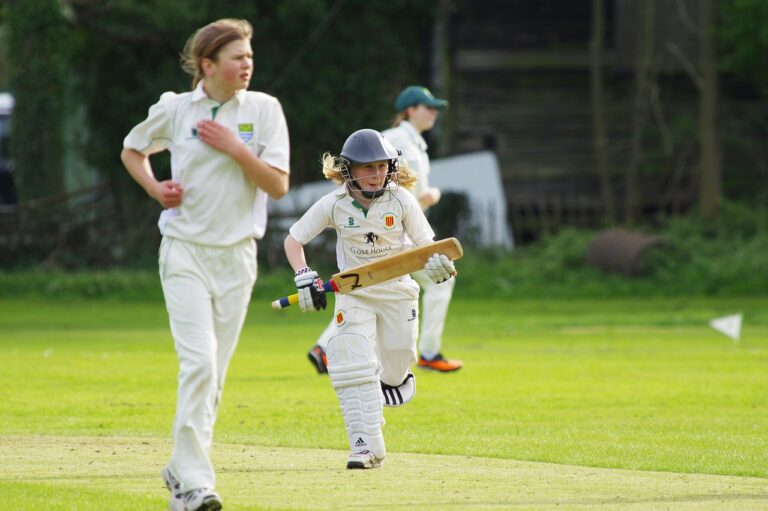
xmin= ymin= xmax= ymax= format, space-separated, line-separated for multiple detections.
xmin=289 ymin=185 xmax=435 ymax=276
xmin=123 ymin=80 xmax=290 ymax=245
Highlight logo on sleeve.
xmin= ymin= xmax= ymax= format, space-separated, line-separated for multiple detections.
xmin=238 ymin=123 xmax=254 ymax=143
xmin=382 ymin=213 xmax=397 ymax=230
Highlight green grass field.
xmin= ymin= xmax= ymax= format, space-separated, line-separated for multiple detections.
xmin=1 ymin=296 xmax=767 ymax=510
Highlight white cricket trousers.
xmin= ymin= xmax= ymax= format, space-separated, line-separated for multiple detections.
xmin=316 ymin=271 xmax=453 ymax=360
xmin=159 ymin=236 xmax=257 ymax=492
xmin=409 ymin=269 xmax=455 ymax=359
xmin=332 ymin=279 xmax=419 ymax=386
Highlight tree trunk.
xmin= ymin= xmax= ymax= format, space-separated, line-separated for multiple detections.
xmin=698 ymin=0 xmax=721 ymax=220
xmin=431 ymin=0 xmax=452 ymax=157
xmin=626 ymin=0 xmax=655 ymax=224
xmin=590 ymin=0 xmax=614 ymax=223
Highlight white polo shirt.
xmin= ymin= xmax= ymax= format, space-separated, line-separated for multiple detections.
xmin=289 ymin=185 xmax=434 ymax=274
xmin=382 ymin=121 xmax=430 ymax=207
xmin=123 ymin=81 xmax=290 ymax=245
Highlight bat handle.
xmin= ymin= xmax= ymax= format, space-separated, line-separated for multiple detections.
xmin=271 ymin=279 xmax=338 ymax=309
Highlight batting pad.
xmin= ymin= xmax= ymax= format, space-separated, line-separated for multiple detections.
xmin=327 ymin=334 xmax=386 ymax=459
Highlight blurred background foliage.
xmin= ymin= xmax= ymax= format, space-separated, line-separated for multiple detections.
xmin=1 ymin=0 xmax=767 ymax=287
xmin=2 ymin=0 xmax=436 ymax=266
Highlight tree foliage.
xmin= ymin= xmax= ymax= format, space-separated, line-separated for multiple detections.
xmin=718 ymin=0 xmax=768 ymax=95
xmin=3 ymin=0 xmax=436 ymax=263
xmin=6 ymin=0 xmax=68 ymax=200
xmin=65 ymin=0 xmax=436 ymax=189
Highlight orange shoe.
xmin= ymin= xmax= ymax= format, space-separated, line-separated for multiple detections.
xmin=307 ymin=345 xmax=328 ymax=374
xmin=418 ymin=353 xmax=463 ymax=372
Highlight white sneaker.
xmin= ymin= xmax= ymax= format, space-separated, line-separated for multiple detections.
xmin=182 ymin=488 xmax=223 ymax=511
xmin=346 ymin=450 xmax=384 ymax=469
xmin=161 ymin=465 xmax=184 ymax=511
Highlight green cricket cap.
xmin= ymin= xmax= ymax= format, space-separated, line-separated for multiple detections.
xmin=394 ymin=85 xmax=448 ymax=112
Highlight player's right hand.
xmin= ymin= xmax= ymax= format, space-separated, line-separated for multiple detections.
xmin=425 ymin=253 xmax=456 ymax=284
xmin=294 ymin=267 xmax=327 ymax=313
xmin=151 ymin=180 xmax=183 ymax=208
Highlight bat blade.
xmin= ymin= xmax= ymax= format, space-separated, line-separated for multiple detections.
xmin=330 ymin=237 xmax=462 ymax=294
xmin=270 ymin=237 xmax=463 ymax=309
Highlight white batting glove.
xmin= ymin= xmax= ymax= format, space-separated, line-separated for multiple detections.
xmin=294 ymin=267 xmax=327 ymax=313
xmin=424 ymin=253 xmax=456 ymax=284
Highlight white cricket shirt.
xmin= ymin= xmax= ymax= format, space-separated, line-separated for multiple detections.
xmin=123 ymin=81 xmax=290 ymax=245
xmin=383 ymin=121 xmax=430 ymax=206
xmin=289 ymin=185 xmax=435 ymax=274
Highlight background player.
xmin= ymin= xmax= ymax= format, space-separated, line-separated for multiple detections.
xmin=284 ymin=129 xmax=456 ymax=469
xmin=307 ymin=85 xmax=461 ymax=374
xmin=121 ymin=18 xmax=290 ymax=511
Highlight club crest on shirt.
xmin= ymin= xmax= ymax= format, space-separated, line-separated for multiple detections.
xmin=382 ymin=212 xmax=397 ymax=230
xmin=335 ymin=310 xmax=346 ymax=326
xmin=238 ymin=123 xmax=254 ymax=143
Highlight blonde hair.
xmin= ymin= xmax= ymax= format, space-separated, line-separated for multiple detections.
xmin=390 ymin=111 xmax=408 ymax=128
xmin=321 ymin=152 xmax=417 ymax=190
xmin=180 ymin=18 xmax=253 ymax=89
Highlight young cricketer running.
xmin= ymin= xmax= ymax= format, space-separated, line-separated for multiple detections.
xmin=283 ymin=129 xmax=456 ymax=469
xmin=307 ymin=85 xmax=462 ymax=374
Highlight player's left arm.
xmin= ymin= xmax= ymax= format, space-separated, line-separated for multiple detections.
xmin=418 ymin=187 xmax=441 ymax=209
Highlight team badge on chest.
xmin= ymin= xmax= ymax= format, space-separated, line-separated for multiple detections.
xmin=382 ymin=212 xmax=397 ymax=230
xmin=238 ymin=123 xmax=254 ymax=143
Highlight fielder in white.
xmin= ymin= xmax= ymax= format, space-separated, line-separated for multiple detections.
xmin=284 ymin=129 xmax=456 ymax=469
xmin=307 ymin=85 xmax=462 ymax=374
xmin=121 ymin=19 xmax=289 ymax=511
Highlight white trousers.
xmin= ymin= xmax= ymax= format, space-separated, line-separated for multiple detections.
xmin=316 ymin=272 xmax=453 ymax=360
xmin=331 ymin=279 xmax=419 ymax=386
xmin=409 ymin=269 xmax=455 ymax=359
xmin=159 ymin=236 xmax=257 ymax=492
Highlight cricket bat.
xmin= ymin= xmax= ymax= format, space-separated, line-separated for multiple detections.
xmin=271 ymin=237 xmax=463 ymax=309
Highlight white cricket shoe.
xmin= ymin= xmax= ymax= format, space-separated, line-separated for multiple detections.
xmin=346 ymin=450 xmax=384 ymax=469
xmin=161 ymin=465 xmax=184 ymax=511
xmin=182 ymin=488 xmax=223 ymax=511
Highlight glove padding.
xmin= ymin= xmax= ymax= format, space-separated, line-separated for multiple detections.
xmin=294 ymin=267 xmax=327 ymax=313
xmin=424 ymin=253 xmax=456 ymax=284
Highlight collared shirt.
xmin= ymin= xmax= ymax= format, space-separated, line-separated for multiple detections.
xmin=123 ymin=81 xmax=290 ymax=245
xmin=382 ymin=121 xmax=430 ymax=208
xmin=289 ymin=185 xmax=434 ymax=276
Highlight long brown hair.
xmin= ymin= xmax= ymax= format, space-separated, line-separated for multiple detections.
xmin=180 ymin=19 xmax=253 ymax=89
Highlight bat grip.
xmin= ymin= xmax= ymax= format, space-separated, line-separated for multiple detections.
xmin=271 ymin=279 xmax=337 ymax=309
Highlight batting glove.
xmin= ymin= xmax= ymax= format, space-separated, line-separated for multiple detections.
xmin=424 ymin=253 xmax=456 ymax=284
xmin=294 ymin=267 xmax=327 ymax=313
